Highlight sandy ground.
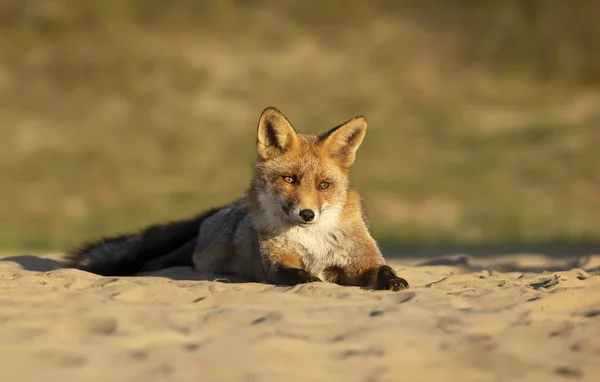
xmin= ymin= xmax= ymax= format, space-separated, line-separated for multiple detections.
xmin=1 ymin=253 xmax=599 ymax=382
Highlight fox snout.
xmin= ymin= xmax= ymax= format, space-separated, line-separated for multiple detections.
xmin=286 ymin=205 xmax=319 ymax=225
xmin=299 ymin=209 xmax=315 ymax=222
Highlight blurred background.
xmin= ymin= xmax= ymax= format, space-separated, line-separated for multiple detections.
xmin=1 ymin=0 xmax=599 ymax=255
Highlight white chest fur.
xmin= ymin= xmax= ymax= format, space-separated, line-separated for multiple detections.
xmin=254 ymin=191 xmax=353 ymax=275
xmin=273 ymin=208 xmax=351 ymax=275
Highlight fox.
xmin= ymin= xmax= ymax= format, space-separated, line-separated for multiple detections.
xmin=66 ymin=107 xmax=409 ymax=291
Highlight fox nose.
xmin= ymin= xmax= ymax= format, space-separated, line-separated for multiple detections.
xmin=299 ymin=209 xmax=315 ymax=222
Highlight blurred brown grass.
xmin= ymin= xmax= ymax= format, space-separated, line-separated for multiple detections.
xmin=1 ymin=0 xmax=600 ymax=250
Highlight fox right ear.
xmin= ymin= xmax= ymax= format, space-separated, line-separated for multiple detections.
xmin=320 ymin=116 xmax=367 ymax=169
xmin=257 ymin=107 xmax=298 ymax=160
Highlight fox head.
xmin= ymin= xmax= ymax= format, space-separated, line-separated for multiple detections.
xmin=251 ymin=107 xmax=367 ymax=228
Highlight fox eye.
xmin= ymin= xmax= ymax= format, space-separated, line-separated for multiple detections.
xmin=318 ymin=182 xmax=330 ymax=190
xmin=282 ymin=175 xmax=296 ymax=184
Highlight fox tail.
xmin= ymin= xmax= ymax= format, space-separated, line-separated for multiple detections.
xmin=65 ymin=207 xmax=221 ymax=276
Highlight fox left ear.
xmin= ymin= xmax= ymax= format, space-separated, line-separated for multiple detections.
xmin=321 ymin=116 xmax=367 ymax=168
xmin=257 ymin=107 xmax=298 ymax=160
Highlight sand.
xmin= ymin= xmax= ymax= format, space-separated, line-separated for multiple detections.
xmin=1 ymin=252 xmax=599 ymax=382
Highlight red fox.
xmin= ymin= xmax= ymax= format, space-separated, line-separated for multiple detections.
xmin=67 ymin=107 xmax=409 ymax=291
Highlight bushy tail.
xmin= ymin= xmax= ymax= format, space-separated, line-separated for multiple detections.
xmin=65 ymin=207 xmax=221 ymax=276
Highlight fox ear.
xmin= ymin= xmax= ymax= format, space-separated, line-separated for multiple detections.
xmin=321 ymin=116 xmax=367 ymax=168
xmin=257 ymin=107 xmax=298 ymax=160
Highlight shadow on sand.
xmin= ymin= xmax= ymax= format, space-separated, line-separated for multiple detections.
xmin=384 ymin=243 xmax=600 ymax=274
xmin=383 ymin=243 xmax=600 ymax=259
xmin=0 ymin=255 xmax=65 ymax=272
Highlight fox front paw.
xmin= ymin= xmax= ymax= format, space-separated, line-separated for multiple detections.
xmin=304 ymin=274 xmax=323 ymax=283
xmin=377 ymin=265 xmax=409 ymax=291
xmin=277 ymin=267 xmax=322 ymax=286
xmin=382 ymin=277 xmax=409 ymax=291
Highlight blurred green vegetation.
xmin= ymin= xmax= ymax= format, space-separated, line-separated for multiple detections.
xmin=1 ymin=0 xmax=599 ymax=251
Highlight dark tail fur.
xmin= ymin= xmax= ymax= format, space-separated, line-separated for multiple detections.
xmin=65 ymin=207 xmax=222 ymax=276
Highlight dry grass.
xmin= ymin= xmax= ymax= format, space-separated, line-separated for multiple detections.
xmin=1 ymin=0 xmax=600 ymax=251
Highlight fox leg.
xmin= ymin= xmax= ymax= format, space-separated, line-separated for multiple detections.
xmin=323 ymin=265 xmax=408 ymax=291
xmin=140 ymin=238 xmax=196 ymax=272
xmin=260 ymin=240 xmax=321 ymax=286
xmin=356 ymin=233 xmax=409 ymax=291
xmin=323 ymin=234 xmax=409 ymax=291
